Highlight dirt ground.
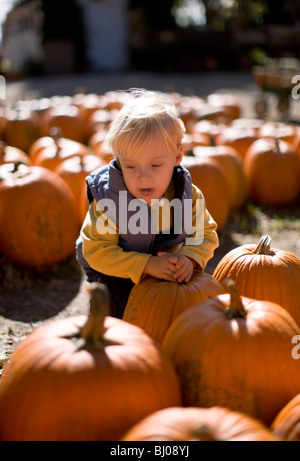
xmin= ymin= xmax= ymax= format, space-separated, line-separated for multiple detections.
xmin=1 ymin=198 xmax=300 ymax=373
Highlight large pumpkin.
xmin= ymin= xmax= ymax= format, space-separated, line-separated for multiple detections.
xmin=123 ymin=271 xmax=225 ymax=344
xmin=243 ymin=137 xmax=300 ymax=206
xmin=162 ymin=279 xmax=300 ymax=426
xmin=271 ymin=392 xmax=300 ymax=441
xmin=213 ymin=235 xmax=300 ymax=326
xmin=0 ymin=283 xmax=182 ymax=441
xmin=122 ymin=406 xmax=281 ymax=441
xmin=0 ymin=164 xmax=79 ymax=266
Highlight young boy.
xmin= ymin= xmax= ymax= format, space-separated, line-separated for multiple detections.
xmin=76 ymin=89 xmax=219 ymax=318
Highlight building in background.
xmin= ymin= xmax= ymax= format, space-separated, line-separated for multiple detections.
xmin=1 ymin=0 xmax=43 ymax=76
xmin=1 ymin=0 xmax=130 ymax=76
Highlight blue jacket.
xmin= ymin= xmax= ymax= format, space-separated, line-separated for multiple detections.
xmin=76 ymin=160 xmax=193 ymax=279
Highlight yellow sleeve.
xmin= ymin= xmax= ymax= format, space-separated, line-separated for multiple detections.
xmin=80 ymin=200 xmax=151 ymax=284
xmin=177 ymin=184 xmax=219 ymax=270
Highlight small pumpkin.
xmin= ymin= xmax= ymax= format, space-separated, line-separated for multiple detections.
xmin=0 ymin=164 xmax=79 ymax=266
xmin=213 ymin=235 xmax=300 ymax=326
xmin=41 ymin=104 xmax=86 ymax=144
xmin=31 ymin=127 xmax=90 ymax=172
xmin=123 ymin=271 xmax=225 ymax=345
xmin=215 ymin=125 xmax=258 ymax=162
xmin=192 ymin=144 xmax=247 ymax=210
xmin=122 ymin=406 xmax=281 ymax=441
xmin=0 ymin=283 xmax=181 ymax=441
xmin=54 ymin=154 xmax=105 ymax=225
xmin=0 ymin=141 xmax=31 ymax=166
xmin=162 ymin=279 xmax=300 ymax=426
xmin=206 ymin=93 xmax=241 ymax=121
xmin=3 ymin=108 xmax=41 ymax=154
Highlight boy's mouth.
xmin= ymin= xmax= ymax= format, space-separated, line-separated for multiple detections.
xmin=139 ymin=188 xmax=154 ymax=196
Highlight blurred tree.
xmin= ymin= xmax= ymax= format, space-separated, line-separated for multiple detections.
xmin=129 ymin=0 xmax=178 ymax=31
xmin=41 ymin=0 xmax=86 ymax=71
xmin=168 ymin=0 xmax=298 ymax=30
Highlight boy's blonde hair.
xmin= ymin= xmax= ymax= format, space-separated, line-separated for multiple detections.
xmin=104 ymin=89 xmax=186 ymax=159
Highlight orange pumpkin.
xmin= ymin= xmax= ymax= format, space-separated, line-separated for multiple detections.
xmin=123 ymin=271 xmax=225 ymax=345
xmin=243 ymin=137 xmax=300 ymax=206
xmin=31 ymin=128 xmax=90 ymax=172
xmin=259 ymin=121 xmax=297 ymax=146
xmin=213 ymin=235 xmax=300 ymax=327
xmin=271 ymin=393 xmax=300 ymax=441
xmin=215 ymin=125 xmax=258 ymax=162
xmin=0 ymin=164 xmax=79 ymax=266
xmin=162 ymin=280 xmax=300 ymax=426
xmin=0 ymin=283 xmax=182 ymax=441
xmin=206 ymin=93 xmax=241 ymax=121
xmin=192 ymin=145 xmax=247 ymax=209
xmin=181 ymin=155 xmax=230 ymax=231
xmin=54 ymin=154 xmax=106 ymax=225
xmin=3 ymin=108 xmax=41 ymax=154
xmin=42 ymin=104 xmax=86 ymax=143
xmin=0 ymin=141 xmax=31 ymax=166
xmin=122 ymin=406 xmax=281 ymax=441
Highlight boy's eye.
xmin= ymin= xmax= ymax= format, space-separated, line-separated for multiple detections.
xmin=125 ymin=165 xmax=135 ymax=169
xmin=152 ymin=164 xmax=162 ymax=168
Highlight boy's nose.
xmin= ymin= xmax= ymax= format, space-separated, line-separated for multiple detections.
xmin=138 ymin=168 xmax=151 ymax=179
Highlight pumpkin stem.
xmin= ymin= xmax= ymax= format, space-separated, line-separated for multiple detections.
xmin=274 ymin=137 xmax=281 ymax=153
xmin=222 ymin=279 xmax=247 ymax=319
xmin=79 ymin=282 xmax=111 ymax=350
xmin=209 ymin=135 xmax=216 ymax=147
xmin=252 ymin=235 xmax=275 ymax=256
xmin=49 ymin=126 xmax=63 ymax=154
xmin=190 ymin=423 xmax=216 ymax=441
xmin=0 ymin=141 xmax=6 ymax=157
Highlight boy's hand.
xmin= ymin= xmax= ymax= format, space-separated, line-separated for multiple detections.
xmin=143 ymin=253 xmax=195 ymax=283
xmin=160 ymin=253 xmax=194 ymax=283
xmin=143 ymin=254 xmax=179 ymax=282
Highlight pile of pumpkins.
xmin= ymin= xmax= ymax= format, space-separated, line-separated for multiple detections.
xmin=0 ymin=236 xmax=300 ymax=441
xmin=0 ymin=89 xmax=300 ymax=268
xmin=0 ymin=90 xmax=300 ymax=441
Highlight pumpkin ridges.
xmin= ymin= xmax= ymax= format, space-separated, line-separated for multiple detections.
xmin=0 ymin=284 xmax=182 ymax=441
xmin=271 ymin=393 xmax=300 ymax=441
xmin=213 ymin=236 xmax=300 ymax=327
xmin=162 ymin=283 xmax=300 ymax=426
xmin=0 ymin=165 xmax=79 ymax=266
xmin=123 ymin=271 xmax=226 ymax=345
xmin=243 ymin=137 xmax=300 ymax=205
xmin=122 ymin=406 xmax=281 ymax=441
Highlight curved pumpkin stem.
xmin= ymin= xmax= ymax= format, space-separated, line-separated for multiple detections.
xmin=252 ymin=235 xmax=275 ymax=256
xmin=79 ymin=282 xmax=111 ymax=350
xmin=222 ymin=279 xmax=246 ymax=319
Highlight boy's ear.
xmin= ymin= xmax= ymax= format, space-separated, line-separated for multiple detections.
xmin=175 ymin=145 xmax=184 ymax=166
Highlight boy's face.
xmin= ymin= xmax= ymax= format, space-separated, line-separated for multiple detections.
xmin=118 ymin=134 xmax=183 ymax=204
